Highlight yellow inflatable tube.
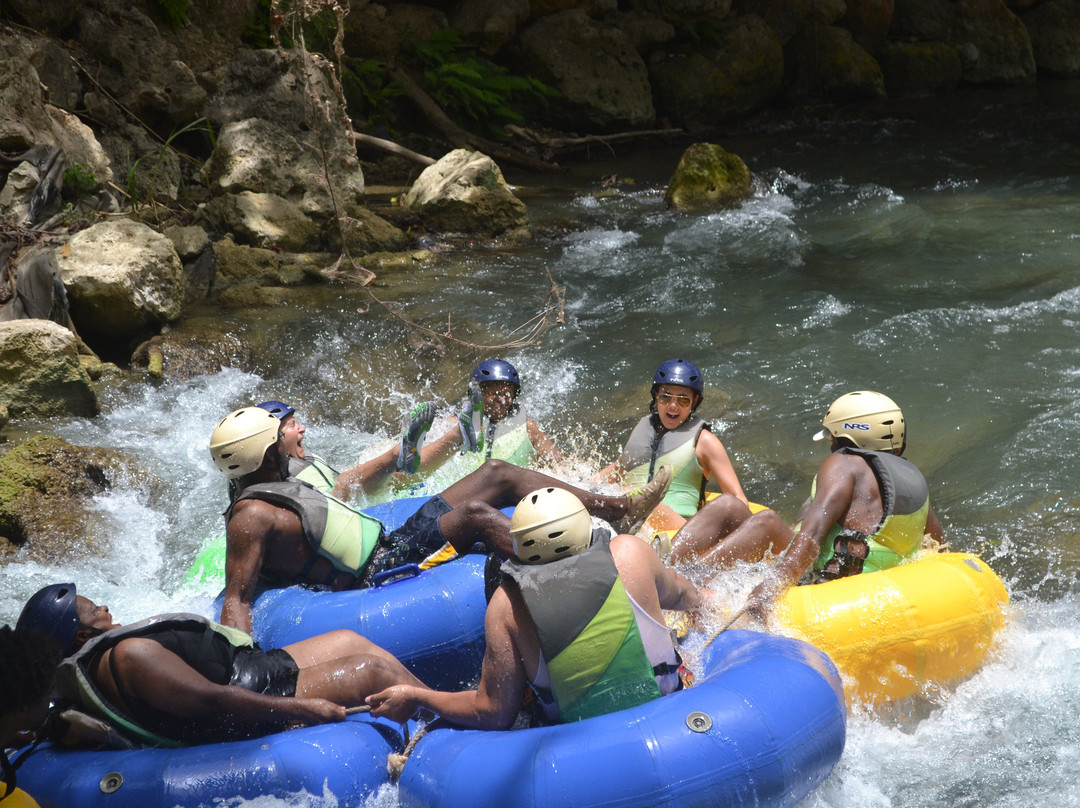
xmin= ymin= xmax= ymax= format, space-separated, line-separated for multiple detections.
xmin=775 ymin=552 xmax=1009 ymax=705
xmin=1 ymin=788 xmax=42 ymax=807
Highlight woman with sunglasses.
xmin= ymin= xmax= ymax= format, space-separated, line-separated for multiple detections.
xmin=601 ymin=359 xmax=748 ymax=533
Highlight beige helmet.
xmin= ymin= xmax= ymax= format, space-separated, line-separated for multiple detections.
xmin=510 ymin=487 xmax=592 ymax=564
xmin=812 ymin=391 xmax=905 ymax=452
xmin=209 ymin=407 xmax=281 ymax=479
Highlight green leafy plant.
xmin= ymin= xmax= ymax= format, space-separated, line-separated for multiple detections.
xmin=62 ymin=163 xmax=97 ymax=203
xmin=409 ymin=29 xmax=557 ymax=136
xmin=148 ymin=0 xmax=189 ymax=31
xmin=127 ymin=117 xmax=216 ymax=214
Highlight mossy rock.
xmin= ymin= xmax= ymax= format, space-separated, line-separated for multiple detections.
xmin=0 ymin=435 xmax=134 ymax=562
xmin=664 ymin=143 xmax=752 ymax=211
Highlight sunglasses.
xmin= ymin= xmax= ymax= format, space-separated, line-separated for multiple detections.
xmin=657 ymin=392 xmax=693 ymax=409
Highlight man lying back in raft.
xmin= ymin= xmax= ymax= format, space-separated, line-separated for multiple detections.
xmin=366 ymin=488 xmax=702 ymax=728
xmin=210 ymin=407 xmax=674 ymax=634
xmin=16 ymin=583 xmax=426 ymax=747
xmin=254 ymin=399 xmax=461 ymax=498
xmin=668 ymin=391 xmax=943 ymax=620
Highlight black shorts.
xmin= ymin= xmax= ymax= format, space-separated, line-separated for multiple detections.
xmin=359 ymin=494 xmax=453 ymax=585
xmin=228 ymin=647 xmax=300 ymax=698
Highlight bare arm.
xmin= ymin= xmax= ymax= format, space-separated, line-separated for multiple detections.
xmin=366 ymin=589 xmax=527 ymax=730
xmin=745 ymin=454 xmax=856 ymax=619
xmin=331 ymin=445 xmax=399 ymax=500
xmin=696 ymin=430 xmax=748 ymax=504
xmin=527 ymin=419 xmax=566 ymax=466
xmin=417 ymin=423 xmax=464 ymax=470
xmin=925 ymin=504 xmax=944 ymax=544
xmin=221 ymin=501 xmax=272 ymax=635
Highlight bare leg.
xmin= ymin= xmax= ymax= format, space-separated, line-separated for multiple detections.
xmin=295 ymin=654 xmax=427 ymax=706
xmin=676 ymin=507 xmax=794 ymax=569
xmin=671 ymin=494 xmax=755 ymax=564
xmin=283 ymin=629 xmax=401 ymax=669
xmin=439 ymin=459 xmax=629 ymax=523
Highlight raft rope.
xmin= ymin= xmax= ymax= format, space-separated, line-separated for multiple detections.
xmin=387 ymin=719 xmax=447 ymax=781
xmin=702 ymin=607 xmax=746 ymax=649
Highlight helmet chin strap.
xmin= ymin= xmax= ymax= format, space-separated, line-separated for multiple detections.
xmin=276 ymin=444 xmax=291 ymax=479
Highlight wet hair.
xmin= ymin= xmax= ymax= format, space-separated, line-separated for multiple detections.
xmin=0 ymin=625 xmax=62 ymax=719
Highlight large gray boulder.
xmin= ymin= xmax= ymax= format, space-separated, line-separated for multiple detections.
xmin=75 ymin=4 xmax=207 ymax=131
xmin=61 ymin=219 xmax=185 ymax=345
xmin=784 ymin=24 xmax=886 ymax=103
xmin=207 ymin=117 xmax=365 ymax=219
xmin=403 ymin=149 xmax=530 ymax=238
xmin=951 ymin=0 xmax=1036 ymax=84
xmin=878 ymin=41 xmax=963 ymax=96
xmin=204 ymin=49 xmax=364 ymax=203
xmin=0 ymin=55 xmax=112 ymax=185
xmin=1018 ymin=0 xmax=1080 ymax=77
xmin=454 ymin=0 xmax=531 ymax=54
xmin=0 ymin=320 xmax=98 ymax=418
xmin=649 ymin=15 xmax=783 ymax=128
xmin=516 ymin=10 xmax=656 ymax=130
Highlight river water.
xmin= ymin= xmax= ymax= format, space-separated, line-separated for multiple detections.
xmin=4 ymin=79 xmax=1080 ymax=806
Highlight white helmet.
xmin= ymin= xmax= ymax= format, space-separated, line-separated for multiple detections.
xmin=510 ymin=487 xmax=592 ymax=564
xmin=812 ymin=391 xmax=905 ymax=452
xmin=209 ymin=407 xmax=281 ymax=479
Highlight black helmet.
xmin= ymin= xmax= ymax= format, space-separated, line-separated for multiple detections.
xmin=17 ymin=583 xmax=79 ymax=656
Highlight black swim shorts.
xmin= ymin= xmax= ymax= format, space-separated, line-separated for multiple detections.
xmin=228 ymin=647 xmax=300 ymax=698
xmin=359 ymin=494 xmax=454 ymax=585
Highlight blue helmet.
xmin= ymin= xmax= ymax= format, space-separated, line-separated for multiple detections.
xmin=257 ymin=401 xmax=295 ymax=419
xmin=17 ymin=583 xmax=79 ymax=656
xmin=653 ymin=359 xmax=704 ymax=394
xmin=471 ymin=359 xmax=520 ymax=390
xmin=651 ymin=359 xmax=704 ymax=412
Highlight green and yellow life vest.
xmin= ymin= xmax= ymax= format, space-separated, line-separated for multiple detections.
xmin=620 ymin=415 xmax=708 ymax=518
xmin=231 ymin=480 xmax=384 ymax=583
xmin=502 ymin=533 xmax=669 ymax=723
xmin=288 ymin=455 xmax=338 ymax=493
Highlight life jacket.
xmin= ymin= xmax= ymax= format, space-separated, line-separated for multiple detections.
xmin=288 ymin=454 xmax=338 ymax=493
xmin=619 ymin=415 xmax=708 ymax=518
xmin=810 ymin=448 xmax=931 ymax=575
xmin=501 ymin=531 xmax=678 ymax=723
xmin=230 ymin=480 xmax=384 ymax=584
xmin=481 ymin=407 xmax=537 ymax=466
xmin=53 ymin=615 xmax=255 ymax=748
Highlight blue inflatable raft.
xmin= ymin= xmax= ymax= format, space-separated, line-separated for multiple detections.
xmin=12 ymin=713 xmax=402 ymax=807
xmin=13 ymin=630 xmax=845 ymax=808
xmin=396 ymin=629 xmax=847 ymax=808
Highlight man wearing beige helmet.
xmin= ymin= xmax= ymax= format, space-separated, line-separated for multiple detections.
xmin=670 ymin=391 xmax=943 ymax=620
xmin=209 ymin=407 xmax=673 ymax=634
xmin=365 ymin=487 xmax=702 ymax=728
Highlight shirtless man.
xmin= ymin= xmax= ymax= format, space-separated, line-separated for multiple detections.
xmin=210 ymin=407 xmax=673 ymax=634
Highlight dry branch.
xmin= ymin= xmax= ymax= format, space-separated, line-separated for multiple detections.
xmin=389 ymin=67 xmax=560 ymax=173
